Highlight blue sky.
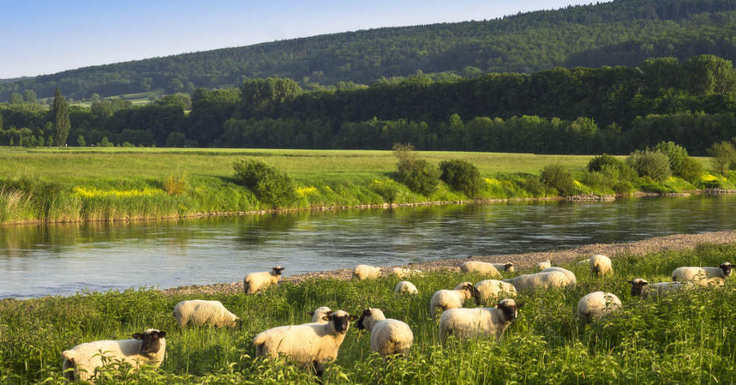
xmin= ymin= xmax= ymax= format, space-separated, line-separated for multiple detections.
xmin=0 ymin=1 xmax=598 ymax=79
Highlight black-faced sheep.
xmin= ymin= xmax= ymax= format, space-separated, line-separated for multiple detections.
xmin=244 ymin=266 xmax=284 ymax=294
xmin=173 ymin=300 xmax=240 ymax=328
xmin=475 ymin=279 xmax=517 ymax=304
xmin=439 ymin=298 xmax=519 ymax=342
xmin=576 ymin=291 xmax=622 ymax=322
xmin=492 ymin=262 xmax=515 ymax=273
xmin=629 ymin=278 xmax=688 ymax=299
xmin=460 ymin=261 xmax=501 ymax=278
xmin=61 ymin=329 xmax=166 ymax=383
xmin=541 ymin=266 xmax=577 ymax=287
xmin=391 ymin=267 xmax=422 ymax=279
xmin=503 ymin=271 xmax=572 ymax=292
xmin=590 ymin=254 xmax=613 ymax=277
xmin=672 ymin=262 xmax=732 ymax=287
xmin=394 ymin=281 xmax=419 ymax=295
xmin=429 ymin=282 xmax=479 ymax=318
xmin=355 ymin=308 xmax=413 ymax=356
xmin=309 ymin=306 xmax=332 ymax=323
xmin=536 ymin=260 xmax=552 ymax=271
xmin=353 ymin=264 xmax=382 ymax=280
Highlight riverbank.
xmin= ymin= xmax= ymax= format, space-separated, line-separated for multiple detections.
xmin=165 ymin=229 xmax=736 ymax=296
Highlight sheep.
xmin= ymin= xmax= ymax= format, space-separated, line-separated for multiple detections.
xmin=429 ymin=282 xmax=479 ymax=318
xmin=394 ymin=281 xmax=419 ymax=295
xmin=628 ymin=278 xmax=688 ymax=299
xmin=541 ymin=266 xmax=577 ymax=287
xmin=253 ymin=310 xmax=354 ymax=376
xmin=492 ymin=262 xmax=515 ymax=273
xmin=475 ymin=280 xmax=517 ymax=304
xmin=310 ymin=306 xmax=332 ymax=323
xmin=355 ymin=308 xmax=413 ymax=356
xmin=460 ymin=261 xmax=501 ymax=278
xmin=391 ymin=267 xmax=422 ymax=279
xmin=353 ymin=264 xmax=382 ymax=280
xmin=439 ymin=299 xmax=519 ymax=342
xmin=61 ymin=329 xmax=166 ymax=383
xmin=576 ymin=291 xmax=622 ymax=322
xmin=536 ymin=260 xmax=552 ymax=271
xmin=590 ymin=254 xmax=613 ymax=277
xmin=672 ymin=262 xmax=732 ymax=286
xmin=244 ymin=266 xmax=285 ymax=294
xmin=503 ymin=271 xmax=571 ymax=292
xmin=173 ymin=300 xmax=241 ymax=328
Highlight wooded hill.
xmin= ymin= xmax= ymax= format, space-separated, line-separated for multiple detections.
xmin=2 ymin=0 xmax=736 ymax=101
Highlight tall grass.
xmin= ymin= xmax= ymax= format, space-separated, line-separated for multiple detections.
xmin=1 ymin=244 xmax=735 ymax=384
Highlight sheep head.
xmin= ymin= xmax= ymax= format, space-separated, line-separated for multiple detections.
xmin=133 ymin=329 xmax=166 ymax=356
xmin=720 ymin=262 xmax=732 ymax=277
xmin=628 ymin=278 xmax=649 ymax=297
xmin=497 ymin=299 xmax=519 ymax=322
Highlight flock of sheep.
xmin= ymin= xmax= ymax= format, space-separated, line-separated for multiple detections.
xmin=60 ymin=258 xmax=733 ymax=382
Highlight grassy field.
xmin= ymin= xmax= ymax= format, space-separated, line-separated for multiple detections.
xmin=1 ymin=243 xmax=735 ymax=384
xmin=0 ymin=146 xmax=729 ymax=224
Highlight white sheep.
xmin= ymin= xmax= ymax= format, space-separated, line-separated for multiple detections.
xmin=460 ymin=261 xmax=501 ymax=277
xmin=355 ymin=308 xmax=413 ymax=356
xmin=353 ymin=264 xmax=382 ymax=280
xmin=590 ymin=254 xmax=613 ymax=277
xmin=536 ymin=260 xmax=552 ymax=271
xmin=391 ymin=267 xmax=422 ymax=279
xmin=628 ymin=278 xmax=688 ymax=299
xmin=61 ymin=329 xmax=166 ymax=383
xmin=310 ymin=306 xmax=332 ymax=323
xmin=541 ymin=267 xmax=577 ymax=287
xmin=672 ymin=262 xmax=732 ymax=286
xmin=244 ymin=266 xmax=285 ymax=294
xmin=429 ymin=282 xmax=479 ymax=318
xmin=503 ymin=271 xmax=571 ymax=292
xmin=173 ymin=300 xmax=240 ymax=328
xmin=439 ymin=298 xmax=519 ymax=342
xmin=475 ymin=280 xmax=517 ymax=304
xmin=492 ymin=262 xmax=515 ymax=273
xmin=576 ymin=291 xmax=622 ymax=322
xmin=394 ymin=281 xmax=419 ymax=295
xmin=253 ymin=310 xmax=354 ymax=376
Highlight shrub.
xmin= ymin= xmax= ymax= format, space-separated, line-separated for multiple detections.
xmin=678 ymin=157 xmax=705 ymax=184
xmin=540 ymin=164 xmax=576 ymax=196
xmin=708 ymin=141 xmax=736 ymax=175
xmin=233 ymin=160 xmax=296 ymax=208
xmin=612 ymin=181 xmax=634 ymax=194
xmin=162 ymin=174 xmax=188 ymax=196
xmin=587 ymin=154 xmax=623 ymax=172
xmin=654 ymin=141 xmax=702 ymax=182
xmin=626 ymin=150 xmax=671 ymax=182
xmin=439 ymin=159 xmax=482 ymax=197
xmin=393 ymin=144 xmax=440 ymax=196
xmin=519 ymin=176 xmax=548 ymax=197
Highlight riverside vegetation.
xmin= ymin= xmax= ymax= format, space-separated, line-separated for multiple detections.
xmin=1 ymin=243 xmax=735 ymax=384
xmin=1 ymin=141 xmax=735 ymax=224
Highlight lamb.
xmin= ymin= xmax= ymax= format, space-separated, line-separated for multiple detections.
xmin=394 ymin=281 xmax=419 ymax=295
xmin=589 ymin=254 xmax=613 ymax=277
xmin=541 ymin=267 xmax=577 ymax=287
xmin=391 ymin=267 xmax=422 ymax=279
xmin=475 ymin=280 xmax=517 ymax=304
xmin=173 ymin=300 xmax=240 ymax=328
xmin=460 ymin=261 xmax=501 ymax=278
xmin=353 ymin=264 xmax=382 ymax=280
xmin=253 ymin=310 xmax=354 ymax=376
xmin=429 ymin=282 xmax=479 ymax=318
xmin=61 ymin=329 xmax=166 ymax=383
xmin=244 ymin=266 xmax=285 ymax=294
xmin=439 ymin=299 xmax=519 ymax=342
xmin=672 ymin=262 xmax=732 ymax=286
xmin=492 ymin=262 xmax=515 ymax=273
xmin=503 ymin=271 xmax=572 ymax=292
xmin=310 ymin=306 xmax=332 ymax=323
xmin=536 ymin=260 xmax=552 ymax=271
xmin=576 ymin=291 xmax=622 ymax=322
xmin=628 ymin=278 xmax=687 ymax=299
xmin=355 ymin=308 xmax=413 ymax=356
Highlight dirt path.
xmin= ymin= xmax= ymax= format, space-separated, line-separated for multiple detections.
xmin=164 ymin=230 xmax=736 ymax=296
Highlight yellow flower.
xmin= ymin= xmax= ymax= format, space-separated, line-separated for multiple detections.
xmin=296 ymin=186 xmax=317 ymax=197
xmin=484 ymin=178 xmax=501 ymax=186
xmin=72 ymin=186 xmax=164 ymax=198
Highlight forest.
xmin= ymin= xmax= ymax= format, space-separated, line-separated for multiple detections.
xmin=1 ymin=0 xmax=736 ymax=100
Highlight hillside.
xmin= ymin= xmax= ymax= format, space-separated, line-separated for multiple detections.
xmin=2 ymin=0 xmax=736 ymax=101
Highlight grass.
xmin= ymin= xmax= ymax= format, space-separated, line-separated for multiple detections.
xmin=1 ymin=243 xmax=735 ymax=384
xmin=0 ymin=147 xmax=729 ymax=224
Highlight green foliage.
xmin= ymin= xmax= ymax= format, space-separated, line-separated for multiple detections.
xmin=76 ymin=135 xmax=86 ymax=147
xmin=233 ymin=160 xmax=296 ymax=208
xmin=52 ymin=88 xmax=70 ymax=147
xmin=587 ymin=154 xmax=622 ymax=172
xmin=438 ymin=159 xmax=482 ymax=197
xmin=708 ymin=140 xmax=736 ymax=175
xmin=393 ymin=145 xmax=440 ymax=196
xmin=627 ymin=150 xmax=672 ymax=182
xmin=540 ymin=164 xmax=576 ymax=196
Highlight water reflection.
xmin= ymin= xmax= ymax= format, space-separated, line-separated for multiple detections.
xmin=2 ymin=196 xmax=736 ymax=298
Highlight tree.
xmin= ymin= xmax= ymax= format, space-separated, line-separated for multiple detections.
xmin=708 ymin=141 xmax=736 ymax=175
xmin=23 ymin=90 xmax=37 ymax=104
xmin=77 ymin=135 xmax=86 ymax=147
xmin=52 ymin=88 xmax=71 ymax=146
xmin=9 ymin=93 xmax=23 ymax=104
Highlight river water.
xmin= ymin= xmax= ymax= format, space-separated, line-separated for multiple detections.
xmin=2 ymin=195 xmax=736 ymax=299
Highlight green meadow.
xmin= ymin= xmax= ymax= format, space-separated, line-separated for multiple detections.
xmin=1 ymin=243 xmax=735 ymax=384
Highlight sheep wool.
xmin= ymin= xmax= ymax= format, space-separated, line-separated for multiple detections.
xmin=253 ymin=310 xmax=353 ymax=376
xmin=391 ymin=267 xmax=422 ymax=279
xmin=244 ymin=266 xmax=285 ymax=294
xmin=491 ymin=262 xmax=515 ymax=272
xmin=430 ymin=282 xmax=478 ymax=318
xmin=61 ymin=329 xmax=166 ymax=383
xmin=353 ymin=264 xmax=382 ymax=280
xmin=576 ymin=291 xmax=622 ymax=322
xmin=475 ymin=280 xmax=517 ymax=304
xmin=394 ymin=281 xmax=419 ymax=295
xmin=672 ymin=262 xmax=732 ymax=286
xmin=536 ymin=260 xmax=552 ymax=271
xmin=503 ymin=271 xmax=570 ymax=292
xmin=541 ymin=267 xmax=577 ymax=287
xmin=173 ymin=300 xmax=240 ymax=328
xmin=356 ymin=308 xmax=414 ymax=356
xmin=629 ymin=278 xmax=688 ymax=299
xmin=590 ymin=254 xmax=613 ymax=277
xmin=439 ymin=299 xmax=519 ymax=342
xmin=460 ymin=261 xmax=501 ymax=277
xmin=310 ymin=306 xmax=332 ymax=323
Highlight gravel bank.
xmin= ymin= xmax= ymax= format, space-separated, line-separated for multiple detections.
xmin=164 ymin=230 xmax=736 ymax=296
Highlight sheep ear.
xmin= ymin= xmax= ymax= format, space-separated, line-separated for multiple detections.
xmin=157 ymin=331 xmax=166 ymax=338
xmin=132 ymin=333 xmax=143 ymax=340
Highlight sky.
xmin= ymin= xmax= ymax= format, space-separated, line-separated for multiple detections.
xmin=0 ymin=0 xmax=598 ymax=79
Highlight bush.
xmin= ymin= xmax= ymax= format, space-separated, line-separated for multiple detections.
xmin=162 ymin=174 xmax=188 ymax=196
xmin=233 ymin=160 xmax=296 ymax=207
xmin=439 ymin=159 xmax=482 ymax=197
xmin=708 ymin=141 xmax=736 ymax=175
xmin=519 ymin=176 xmax=548 ymax=197
xmin=540 ymin=164 xmax=576 ymax=196
xmin=393 ymin=144 xmax=440 ymax=196
xmin=587 ymin=154 xmax=623 ymax=172
xmin=626 ymin=150 xmax=671 ymax=182
xmin=654 ymin=141 xmax=702 ymax=182
xmin=612 ymin=181 xmax=635 ymax=194
xmin=678 ymin=157 xmax=705 ymax=184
